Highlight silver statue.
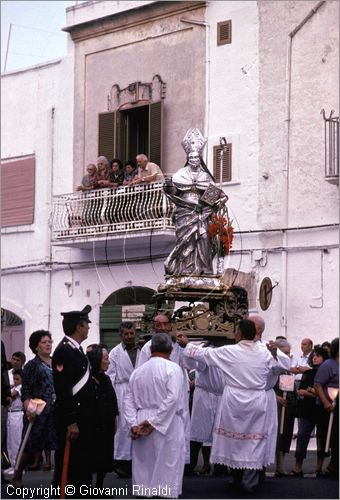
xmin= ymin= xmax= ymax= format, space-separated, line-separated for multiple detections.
xmin=164 ymin=128 xmax=228 ymax=277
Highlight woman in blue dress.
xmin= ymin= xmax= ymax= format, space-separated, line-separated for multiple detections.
xmin=12 ymin=330 xmax=57 ymax=486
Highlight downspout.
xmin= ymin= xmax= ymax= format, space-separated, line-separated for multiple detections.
xmin=204 ymin=21 xmax=211 ymax=160
xmin=281 ymin=1 xmax=326 ymax=337
xmin=47 ymin=106 xmax=55 ymax=331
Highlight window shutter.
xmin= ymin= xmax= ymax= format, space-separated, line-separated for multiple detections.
xmin=217 ymin=20 xmax=232 ymax=46
xmin=98 ymin=112 xmax=115 ymax=160
xmin=1 ymin=155 xmax=35 ymax=227
xmin=115 ymin=111 xmax=127 ymax=165
xmin=148 ymin=101 xmax=163 ymax=168
xmin=99 ymin=304 xmax=122 ymax=350
xmin=213 ymin=144 xmax=232 ymax=183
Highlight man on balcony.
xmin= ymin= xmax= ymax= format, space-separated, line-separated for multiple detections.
xmin=132 ymin=154 xmax=164 ymax=185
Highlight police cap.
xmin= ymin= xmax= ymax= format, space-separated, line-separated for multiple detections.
xmin=60 ymin=305 xmax=92 ymax=323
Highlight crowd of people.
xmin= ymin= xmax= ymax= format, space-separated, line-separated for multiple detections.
xmin=76 ymin=154 xmax=164 ymax=192
xmin=1 ymin=307 xmax=339 ymax=498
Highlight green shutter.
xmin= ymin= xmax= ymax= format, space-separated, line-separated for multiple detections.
xmin=99 ymin=304 xmax=122 ymax=349
xmin=148 ymin=101 xmax=163 ymax=168
xmin=100 ymin=304 xmax=122 ymax=328
xmin=98 ymin=112 xmax=115 ymax=160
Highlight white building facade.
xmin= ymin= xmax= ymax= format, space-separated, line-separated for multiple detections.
xmin=1 ymin=0 xmax=338 ymax=360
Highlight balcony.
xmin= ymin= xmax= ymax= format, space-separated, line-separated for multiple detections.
xmin=50 ymin=182 xmax=175 ymax=256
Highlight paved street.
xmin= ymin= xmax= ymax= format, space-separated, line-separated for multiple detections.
xmin=2 ymin=450 xmax=338 ymax=499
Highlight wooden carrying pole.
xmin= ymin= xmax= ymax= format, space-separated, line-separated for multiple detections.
xmin=14 ymin=422 xmax=33 ymax=472
xmin=279 ymin=391 xmax=287 ymax=435
xmin=60 ymin=434 xmax=71 ymax=499
xmin=325 ymin=387 xmax=339 ymax=453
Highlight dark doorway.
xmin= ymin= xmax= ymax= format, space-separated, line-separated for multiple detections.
xmin=124 ymin=106 xmax=149 ymax=160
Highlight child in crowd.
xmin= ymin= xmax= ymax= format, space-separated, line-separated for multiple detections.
xmin=6 ymin=369 xmax=24 ymax=476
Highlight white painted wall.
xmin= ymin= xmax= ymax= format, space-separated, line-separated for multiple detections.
xmin=1 ymin=56 xmax=75 ymax=357
xmin=1 ymin=58 xmax=73 ymax=268
xmin=206 ymin=0 xmax=260 ymax=233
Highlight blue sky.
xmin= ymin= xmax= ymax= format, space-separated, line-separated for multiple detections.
xmin=1 ymin=1 xmax=84 ymax=72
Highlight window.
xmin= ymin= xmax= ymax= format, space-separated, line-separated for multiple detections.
xmin=1 ymin=155 xmax=35 ymax=227
xmin=322 ymin=110 xmax=339 ymax=182
xmin=217 ymin=20 xmax=232 ymax=46
xmin=98 ymin=101 xmax=163 ymax=166
xmin=213 ymin=143 xmax=232 ymax=183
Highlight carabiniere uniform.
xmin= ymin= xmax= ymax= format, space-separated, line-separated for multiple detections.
xmin=52 ymin=306 xmax=96 ymax=494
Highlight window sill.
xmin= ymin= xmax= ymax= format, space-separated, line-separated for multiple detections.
xmin=1 ymin=225 xmax=34 ymax=234
xmin=220 ymin=180 xmax=241 ymax=187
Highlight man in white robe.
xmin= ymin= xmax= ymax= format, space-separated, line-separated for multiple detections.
xmin=137 ymin=314 xmax=191 ymax=464
xmin=107 ymin=321 xmax=140 ymax=477
xmin=124 ymin=333 xmax=186 ymax=499
xmin=179 ymin=319 xmax=279 ymax=494
xmin=185 ymin=351 xmax=225 ymax=475
xmin=137 ymin=314 xmax=182 ymax=367
xmin=249 ymin=314 xmax=292 ymax=467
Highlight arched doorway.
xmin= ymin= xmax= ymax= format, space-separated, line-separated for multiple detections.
xmin=1 ymin=308 xmax=25 ymax=358
xmin=99 ymin=286 xmax=156 ymax=350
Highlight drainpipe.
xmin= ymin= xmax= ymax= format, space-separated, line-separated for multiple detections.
xmin=281 ymin=1 xmax=326 ymax=337
xmin=47 ymin=107 xmax=55 ymax=331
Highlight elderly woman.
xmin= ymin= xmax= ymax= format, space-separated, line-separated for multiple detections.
xmin=86 ymin=344 xmax=119 ymax=488
xmin=12 ymin=330 xmax=57 ymax=487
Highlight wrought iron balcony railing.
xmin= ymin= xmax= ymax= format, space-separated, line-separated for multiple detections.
xmin=50 ymin=182 xmax=174 ymax=242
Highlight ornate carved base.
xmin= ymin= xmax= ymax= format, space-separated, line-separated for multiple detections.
xmin=159 ymin=274 xmax=226 ymax=292
xmin=149 ymin=279 xmax=249 ymax=343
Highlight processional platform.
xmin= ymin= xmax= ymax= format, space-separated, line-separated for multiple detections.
xmin=145 ymin=275 xmax=249 ymax=344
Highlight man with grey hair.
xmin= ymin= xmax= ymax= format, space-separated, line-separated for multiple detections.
xmin=124 ymin=332 xmax=186 ymax=498
xmin=107 ymin=321 xmax=140 ymax=478
xmin=137 ymin=313 xmax=174 ymax=366
xmin=291 ymin=338 xmax=313 ymax=386
xmin=132 ymin=154 xmax=164 ymax=184
xmin=136 ymin=313 xmax=191 ymax=464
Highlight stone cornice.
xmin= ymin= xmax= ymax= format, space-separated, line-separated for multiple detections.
xmin=63 ymin=1 xmax=206 ymax=42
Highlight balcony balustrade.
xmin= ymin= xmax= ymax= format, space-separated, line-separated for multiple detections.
xmin=50 ymin=182 xmax=174 ymax=248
